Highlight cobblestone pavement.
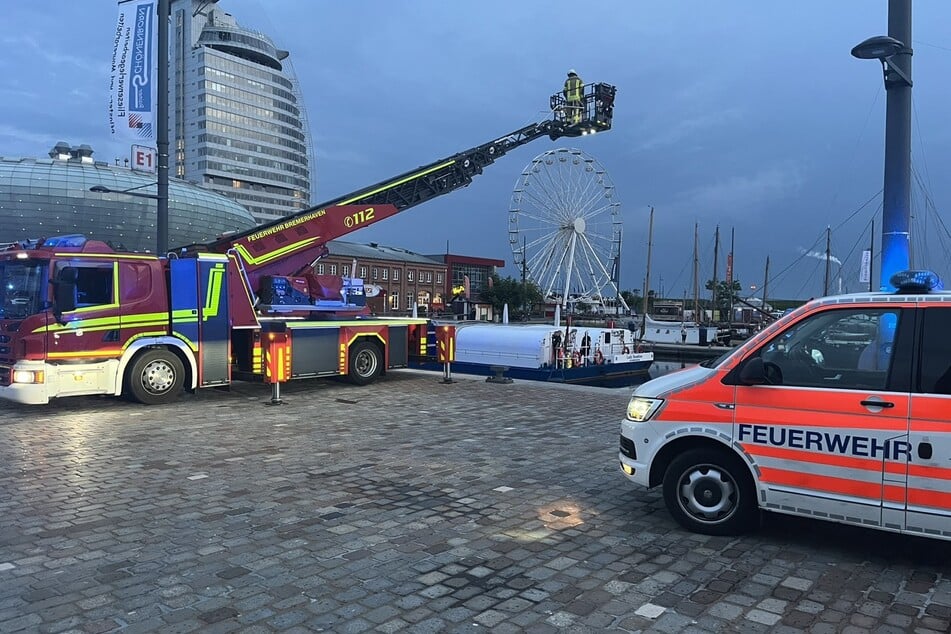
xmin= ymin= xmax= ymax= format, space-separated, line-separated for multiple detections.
xmin=1 ymin=370 xmax=950 ymax=633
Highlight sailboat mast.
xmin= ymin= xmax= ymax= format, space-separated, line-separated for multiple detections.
xmin=728 ymin=226 xmax=735 ymax=325
xmin=824 ymin=226 xmax=831 ymax=296
xmin=692 ymin=222 xmax=700 ymax=323
xmin=640 ymin=206 xmax=654 ymax=339
xmin=762 ymin=255 xmax=770 ymax=312
xmin=712 ymin=225 xmax=720 ymax=321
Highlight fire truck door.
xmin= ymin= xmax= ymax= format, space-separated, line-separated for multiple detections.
xmin=905 ymin=307 xmax=951 ymax=537
xmin=170 ymin=257 xmax=230 ymax=386
xmin=47 ymin=261 xmax=122 ymax=373
xmin=197 ymin=257 xmax=229 ymax=385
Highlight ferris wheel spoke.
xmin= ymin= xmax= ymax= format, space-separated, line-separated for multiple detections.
xmin=523 ymin=230 xmax=563 ymax=257
xmin=518 ymin=181 xmax=571 ymax=218
xmin=528 ymin=231 xmax=571 ymax=279
xmin=578 ymin=235 xmax=616 ymax=286
xmin=538 ymin=161 xmax=579 ymax=216
xmin=526 ymin=175 xmax=573 ymax=221
xmin=517 ymin=194 xmax=571 ymax=226
xmin=525 ymin=228 xmax=566 ymax=268
xmin=573 ymin=183 xmax=612 ymax=218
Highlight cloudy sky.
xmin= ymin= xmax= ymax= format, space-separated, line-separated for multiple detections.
xmin=3 ymin=1 xmax=951 ymax=300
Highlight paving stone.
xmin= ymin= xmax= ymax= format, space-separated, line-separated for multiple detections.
xmin=1 ymin=374 xmax=950 ymax=633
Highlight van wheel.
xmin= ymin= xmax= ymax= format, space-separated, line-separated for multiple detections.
xmin=347 ymin=341 xmax=381 ymax=385
xmin=662 ymin=448 xmax=757 ymax=536
xmin=127 ymin=350 xmax=185 ymax=405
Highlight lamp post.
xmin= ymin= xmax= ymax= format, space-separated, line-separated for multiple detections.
xmin=156 ymin=0 xmax=170 ymax=258
xmin=851 ymin=0 xmax=913 ymax=291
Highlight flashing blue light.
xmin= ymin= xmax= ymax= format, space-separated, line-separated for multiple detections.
xmin=889 ymin=270 xmax=943 ymax=294
xmin=41 ymin=235 xmax=87 ymax=248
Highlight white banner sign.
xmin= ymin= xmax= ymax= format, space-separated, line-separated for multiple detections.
xmin=109 ymin=0 xmax=157 ymax=141
xmin=859 ymin=249 xmax=871 ymax=284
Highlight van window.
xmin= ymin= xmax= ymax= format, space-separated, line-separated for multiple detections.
xmin=752 ymin=308 xmax=901 ymax=390
xmin=919 ymin=307 xmax=951 ymax=394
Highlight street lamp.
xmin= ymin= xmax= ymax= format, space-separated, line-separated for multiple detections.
xmin=851 ymin=0 xmax=913 ymax=291
xmin=89 ymin=183 xmax=161 ymax=200
xmin=89 ymin=183 xmax=165 ymax=253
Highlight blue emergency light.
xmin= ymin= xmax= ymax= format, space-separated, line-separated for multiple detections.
xmin=890 ymin=270 xmax=943 ymax=294
xmin=41 ymin=235 xmax=88 ymax=248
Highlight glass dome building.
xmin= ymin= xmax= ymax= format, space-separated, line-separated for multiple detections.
xmin=0 ymin=143 xmax=257 ymax=253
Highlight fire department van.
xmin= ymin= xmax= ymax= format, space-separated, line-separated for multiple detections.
xmin=619 ymin=270 xmax=951 ymax=540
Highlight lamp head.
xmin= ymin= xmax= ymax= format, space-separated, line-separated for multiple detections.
xmin=851 ymin=35 xmax=905 ymax=60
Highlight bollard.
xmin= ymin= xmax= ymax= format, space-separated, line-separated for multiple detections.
xmin=486 ymin=365 xmax=513 ymax=384
xmin=441 ymin=361 xmax=454 ymax=384
xmin=266 ymin=380 xmax=284 ymax=406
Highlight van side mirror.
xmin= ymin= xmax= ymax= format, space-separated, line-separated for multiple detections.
xmin=739 ymin=357 xmax=767 ymax=385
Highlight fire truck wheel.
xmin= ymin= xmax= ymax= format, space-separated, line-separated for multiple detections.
xmin=662 ymin=448 xmax=757 ymax=536
xmin=126 ymin=349 xmax=185 ymax=405
xmin=347 ymin=341 xmax=381 ymax=386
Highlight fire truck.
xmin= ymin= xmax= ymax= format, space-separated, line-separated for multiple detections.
xmin=0 ymin=83 xmax=616 ymax=405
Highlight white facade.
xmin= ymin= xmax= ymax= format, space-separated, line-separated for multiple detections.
xmin=169 ymin=0 xmax=313 ymax=224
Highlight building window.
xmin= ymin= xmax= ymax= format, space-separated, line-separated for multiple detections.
xmin=436 ymin=273 xmax=443 ymax=284
xmin=406 ymin=293 xmax=414 ymax=309
xmin=316 ymin=263 xmax=325 ymax=274
xmin=393 ymin=269 xmax=400 ymax=281
xmin=360 ymin=266 xmax=368 ymax=278
xmin=407 ymin=270 xmax=414 ymax=282
xmin=330 ymin=264 xmax=337 ymax=275
xmin=382 ymin=269 xmax=389 ymax=281
xmin=342 ymin=265 xmax=350 ymax=276
xmin=372 ymin=267 xmax=378 ymax=280
xmin=389 ymin=291 xmax=399 ymax=310
xmin=425 ymin=271 xmax=433 ymax=283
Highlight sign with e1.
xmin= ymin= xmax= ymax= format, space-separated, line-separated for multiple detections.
xmin=131 ymin=145 xmax=157 ymax=173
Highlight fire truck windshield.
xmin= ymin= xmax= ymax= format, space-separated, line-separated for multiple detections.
xmin=0 ymin=260 xmax=47 ymax=320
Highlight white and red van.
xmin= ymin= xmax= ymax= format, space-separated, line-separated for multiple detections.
xmin=619 ymin=270 xmax=951 ymax=539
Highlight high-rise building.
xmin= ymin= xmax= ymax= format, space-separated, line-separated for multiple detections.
xmin=168 ymin=0 xmax=313 ymax=224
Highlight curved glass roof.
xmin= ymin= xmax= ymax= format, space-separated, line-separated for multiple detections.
xmin=0 ymin=156 xmax=257 ymax=253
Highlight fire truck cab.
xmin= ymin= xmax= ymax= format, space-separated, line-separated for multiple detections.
xmin=619 ymin=270 xmax=951 ymax=541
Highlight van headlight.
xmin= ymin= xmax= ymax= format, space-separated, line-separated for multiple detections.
xmin=626 ymin=397 xmax=662 ymax=422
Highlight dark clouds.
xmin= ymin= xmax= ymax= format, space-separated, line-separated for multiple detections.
xmin=2 ymin=1 xmax=950 ymax=299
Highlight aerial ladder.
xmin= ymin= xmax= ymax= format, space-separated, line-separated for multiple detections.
xmin=197 ymin=82 xmax=618 ymax=315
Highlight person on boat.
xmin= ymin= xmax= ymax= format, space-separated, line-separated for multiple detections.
xmin=563 ymin=70 xmax=584 ymax=124
xmin=580 ymin=333 xmax=591 ymax=362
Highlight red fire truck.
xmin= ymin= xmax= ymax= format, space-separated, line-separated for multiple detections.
xmin=0 ymin=83 xmax=616 ymax=405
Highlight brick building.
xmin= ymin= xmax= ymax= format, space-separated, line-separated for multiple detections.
xmin=318 ymin=241 xmax=504 ymax=318
xmin=317 ymin=241 xmax=447 ymax=315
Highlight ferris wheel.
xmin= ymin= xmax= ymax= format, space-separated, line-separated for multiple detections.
xmin=508 ymin=148 xmax=627 ymax=312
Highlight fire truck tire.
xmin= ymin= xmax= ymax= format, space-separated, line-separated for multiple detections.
xmin=662 ymin=448 xmax=757 ymax=536
xmin=347 ymin=341 xmax=382 ymax=386
xmin=126 ymin=349 xmax=185 ymax=405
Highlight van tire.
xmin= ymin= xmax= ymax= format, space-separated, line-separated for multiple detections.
xmin=126 ymin=349 xmax=185 ymax=405
xmin=347 ymin=341 xmax=381 ymax=385
xmin=662 ymin=447 xmax=757 ymax=536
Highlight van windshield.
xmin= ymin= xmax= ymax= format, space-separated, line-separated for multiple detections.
xmin=0 ymin=260 xmax=48 ymax=320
